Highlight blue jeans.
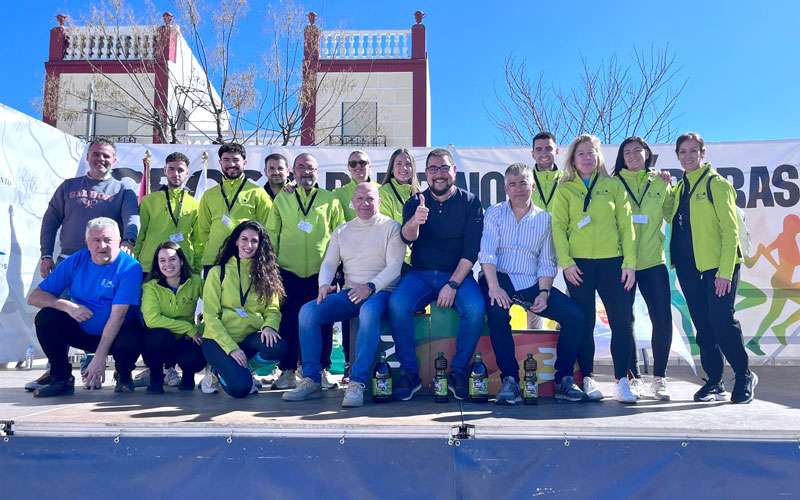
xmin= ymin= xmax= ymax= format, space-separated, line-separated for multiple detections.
xmin=389 ymin=270 xmax=485 ymax=376
xmin=201 ymin=332 xmax=287 ymax=398
xmin=299 ymin=290 xmax=391 ymax=384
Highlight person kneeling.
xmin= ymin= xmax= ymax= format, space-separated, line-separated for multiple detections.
xmin=283 ymin=184 xmax=405 ymax=406
xmin=141 ymin=242 xmax=205 ymax=394
xmin=27 ymin=217 xmax=143 ymax=397
xmin=201 ymin=221 xmax=287 ymax=398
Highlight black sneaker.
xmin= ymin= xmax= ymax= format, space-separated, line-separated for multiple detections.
xmin=448 ymin=372 xmax=468 ymax=401
xmin=114 ymin=374 xmax=135 ymax=393
xmin=393 ymin=372 xmax=422 ymax=401
xmin=731 ymin=371 xmax=758 ymax=404
xmin=693 ymin=378 xmax=727 ymax=402
xmin=341 ymin=363 xmax=352 ymax=385
xmin=33 ymin=376 xmax=75 ymax=398
xmin=25 ymin=371 xmax=53 ymax=392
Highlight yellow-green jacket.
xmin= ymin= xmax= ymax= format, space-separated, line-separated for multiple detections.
xmin=531 ymin=167 xmax=562 ymax=212
xmin=616 ymin=169 xmax=673 ymax=271
xmin=266 ymin=187 xmax=345 ymax=278
xmin=551 ymin=174 xmax=636 ymax=269
xmin=668 ymin=163 xmax=741 ymax=280
xmin=378 ymin=179 xmax=414 ymax=223
xmin=202 ymin=258 xmax=281 ymax=354
xmin=134 ymin=187 xmax=200 ymax=272
xmin=333 ymin=179 xmax=381 ymax=221
xmin=141 ymin=275 xmax=202 ymax=337
xmin=196 ymin=177 xmax=272 ymax=266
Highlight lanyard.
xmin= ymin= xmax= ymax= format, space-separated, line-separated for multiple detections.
xmin=582 ymin=174 xmax=600 ymax=213
xmin=220 ymin=177 xmax=247 ymax=213
xmin=532 ymin=170 xmax=558 ymax=209
xmin=163 ymin=187 xmax=186 ymax=227
xmin=236 ymin=258 xmax=252 ymax=307
xmin=388 ymin=180 xmax=407 ymax=205
xmin=294 ymin=188 xmax=318 ymax=218
xmin=617 ymin=174 xmax=652 ymax=209
xmin=681 ymin=168 xmax=710 ymax=202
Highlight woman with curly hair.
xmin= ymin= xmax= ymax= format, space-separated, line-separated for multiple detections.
xmin=201 ymin=220 xmax=287 ymax=398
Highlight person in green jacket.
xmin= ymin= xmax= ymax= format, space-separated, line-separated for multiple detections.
xmin=196 ymin=143 xmax=272 ymax=276
xmin=135 ymin=152 xmax=201 ymax=274
xmin=141 ymin=241 xmax=205 ymax=394
xmin=333 ymin=150 xmax=381 ymax=222
xmin=668 ymin=132 xmax=757 ymax=404
xmin=530 ymin=131 xmax=562 ymax=212
xmin=551 ymin=134 xmax=638 ymax=403
xmin=264 ymin=153 xmax=290 ymax=200
xmin=266 ymin=153 xmax=345 ymax=390
xmin=201 ymin=220 xmax=287 ymax=398
xmin=379 ymin=148 xmax=421 ymax=223
xmin=613 ymin=137 xmax=675 ymax=401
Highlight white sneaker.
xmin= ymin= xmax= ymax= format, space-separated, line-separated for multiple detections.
xmin=133 ymin=368 xmax=150 ymax=388
xmin=629 ymin=377 xmax=644 ymax=399
xmin=614 ymin=378 xmax=638 ymax=404
xmin=282 ymin=377 xmax=323 ymax=401
xmin=271 ymin=369 xmax=297 ymax=390
xmin=582 ymin=376 xmax=604 ymax=401
xmin=651 ymin=376 xmax=671 ymax=401
xmin=200 ymin=367 xmax=219 ymax=394
xmin=164 ymin=367 xmax=181 ymax=387
xmin=342 ymin=381 xmax=365 ymax=407
xmin=320 ymin=369 xmax=338 ymax=391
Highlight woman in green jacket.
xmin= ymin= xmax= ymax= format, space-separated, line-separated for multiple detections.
xmin=379 ymin=148 xmax=421 ymax=223
xmin=141 ymin=241 xmax=205 ymax=394
xmin=669 ymin=132 xmax=756 ymax=404
xmin=201 ymin=220 xmax=287 ymax=398
xmin=551 ymin=134 xmax=638 ymax=403
xmin=613 ymin=137 xmax=674 ymax=400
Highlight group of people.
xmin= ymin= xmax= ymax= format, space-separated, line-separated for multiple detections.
xmin=25 ymin=131 xmax=758 ymax=407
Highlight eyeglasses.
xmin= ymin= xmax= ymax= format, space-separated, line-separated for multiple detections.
xmin=426 ymin=165 xmax=452 ymax=174
xmin=348 ymin=160 xmax=369 ymax=168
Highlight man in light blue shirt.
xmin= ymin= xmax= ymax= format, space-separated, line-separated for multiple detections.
xmin=27 ymin=217 xmax=143 ymax=397
xmin=479 ymin=163 xmax=586 ymax=404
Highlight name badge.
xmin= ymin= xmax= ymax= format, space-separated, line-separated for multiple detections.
xmin=297 ymin=220 xmax=313 ymax=233
xmin=169 ymin=232 xmax=184 ymax=243
xmin=632 ymin=214 xmax=649 ymax=225
xmin=234 ymin=308 xmax=248 ymax=318
xmin=222 ymin=214 xmax=233 ymax=227
xmin=577 ymin=216 xmax=592 ymax=229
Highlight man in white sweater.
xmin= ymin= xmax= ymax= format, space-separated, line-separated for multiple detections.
xmin=283 ymin=183 xmax=406 ymax=406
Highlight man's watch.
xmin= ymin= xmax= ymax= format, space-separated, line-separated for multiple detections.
xmin=41 ymin=255 xmax=53 ymax=261
xmin=122 ymin=239 xmax=136 ymax=246
xmin=539 ymin=288 xmax=551 ymax=295
xmin=447 ymin=280 xmax=460 ymax=290
xmin=366 ymin=282 xmax=376 ymax=294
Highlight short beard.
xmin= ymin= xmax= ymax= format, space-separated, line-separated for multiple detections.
xmin=429 ymin=182 xmax=452 ymax=196
xmin=224 ymin=169 xmax=243 ymax=179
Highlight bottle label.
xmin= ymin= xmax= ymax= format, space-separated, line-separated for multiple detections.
xmin=434 ymin=377 xmax=448 ymax=396
xmin=373 ymin=378 xmax=392 ymax=396
xmin=469 ymin=377 xmax=488 ymax=396
xmin=524 ymin=379 xmax=538 ymax=398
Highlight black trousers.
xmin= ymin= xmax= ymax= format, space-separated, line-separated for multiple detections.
xmin=566 ymin=257 xmax=635 ymax=380
xmin=35 ymin=307 xmax=142 ymax=382
xmin=629 ymin=264 xmax=673 ymax=378
xmin=201 ymin=332 xmax=287 ymax=398
xmin=142 ymin=328 xmax=206 ymax=383
xmin=675 ymin=263 xmax=749 ymax=382
xmin=278 ymin=269 xmax=333 ymax=372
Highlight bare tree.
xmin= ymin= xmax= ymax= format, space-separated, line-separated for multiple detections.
xmin=490 ymin=45 xmax=687 ymax=145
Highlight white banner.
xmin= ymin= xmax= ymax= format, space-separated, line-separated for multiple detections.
xmin=2 ymin=117 xmax=799 ymax=365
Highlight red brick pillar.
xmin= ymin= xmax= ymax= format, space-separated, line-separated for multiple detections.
xmin=301 ymin=12 xmax=320 ymax=146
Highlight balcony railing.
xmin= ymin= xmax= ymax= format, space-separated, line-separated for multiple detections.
xmin=328 ymin=135 xmax=387 ymax=147
xmin=319 ymin=30 xmax=410 ymax=60
xmin=64 ymin=26 xmax=159 ymax=60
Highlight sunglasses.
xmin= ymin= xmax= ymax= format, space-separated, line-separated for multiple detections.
xmin=348 ymin=160 xmax=369 ymax=168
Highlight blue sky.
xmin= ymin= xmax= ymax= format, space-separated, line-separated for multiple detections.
xmin=4 ymin=0 xmax=798 ymax=147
